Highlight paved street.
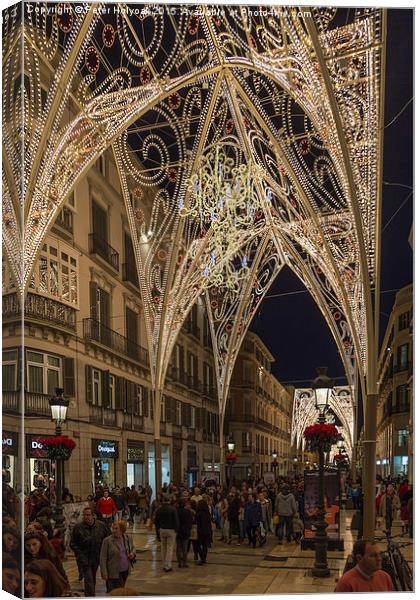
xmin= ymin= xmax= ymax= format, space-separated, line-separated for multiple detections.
xmin=63 ymin=511 xmax=413 ymax=596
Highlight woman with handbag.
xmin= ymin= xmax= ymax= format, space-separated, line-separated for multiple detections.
xmin=100 ymin=520 xmax=136 ymax=592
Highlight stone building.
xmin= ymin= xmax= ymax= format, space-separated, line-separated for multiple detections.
xmin=376 ymin=284 xmax=413 ymax=478
xmin=2 ymin=148 xmax=221 ymax=498
xmin=225 ymin=332 xmax=294 ymax=481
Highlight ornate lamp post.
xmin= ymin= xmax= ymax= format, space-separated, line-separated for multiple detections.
xmin=49 ymin=388 xmax=69 ymax=535
xmin=311 ymin=367 xmax=334 ymax=578
xmin=271 ymin=452 xmax=278 ymax=480
xmin=226 ymin=441 xmax=236 ymax=487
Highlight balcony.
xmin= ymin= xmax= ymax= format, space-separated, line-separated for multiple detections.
xmin=55 ymin=207 xmax=73 ymax=233
xmin=83 ymin=318 xmax=149 ymax=367
xmin=122 ymin=262 xmax=139 ymax=288
xmin=89 ymin=405 xmax=117 ymax=427
xmin=203 ymin=333 xmax=212 ymax=349
xmin=25 ymin=392 xmax=51 ymax=417
xmin=122 ymin=413 xmax=144 ymax=432
xmin=89 ymin=232 xmax=119 ymax=271
xmin=2 ymin=391 xmax=20 ymax=414
xmin=3 ymin=292 xmax=76 ymax=331
xmin=201 ymin=383 xmax=217 ymax=399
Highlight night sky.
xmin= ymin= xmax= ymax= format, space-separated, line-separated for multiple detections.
xmin=250 ymin=9 xmax=413 ymax=386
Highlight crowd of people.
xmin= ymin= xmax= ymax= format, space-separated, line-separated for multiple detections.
xmin=1 ymin=472 xmax=413 ymax=597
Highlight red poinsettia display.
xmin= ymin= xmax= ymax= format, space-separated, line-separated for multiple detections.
xmin=225 ymin=451 xmax=237 ymax=463
xmin=39 ymin=436 xmax=76 ymax=461
xmin=303 ymin=424 xmax=339 ymax=453
xmin=334 ymin=453 xmax=350 ymax=469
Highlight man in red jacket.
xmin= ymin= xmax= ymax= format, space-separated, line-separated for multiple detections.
xmin=96 ymin=489 xmax=118 ymax=527
xmin=335 ymin=539 xmax=394 ymax=592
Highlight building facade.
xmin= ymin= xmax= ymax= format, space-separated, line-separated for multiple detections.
xmin=376 ymin=284 xmax=413 ymax=478
xmin=225 ymin=332 xmax=294 ymax=481
xmin=2 ymin=148 xmax=222 ymax=498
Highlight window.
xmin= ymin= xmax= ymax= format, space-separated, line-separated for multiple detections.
xmin=92 ymin=200 xmax=108 ymax=242
xmin=243 ymin=361 xmax=253 ymax=384
xmin=92 ymin=368 xmax=102 ymax=405
xmin=242 ymin=431 xmax=251 ymax=449
xmin=396 ymin=385 xmax=408 ymax=409
xmin=109 ymin=375 xmax=115 ymax=410
xmin=176 ymin=401 xmax=182 ymax=425
xmin=3 ymin=349 xmax=18 ymax=391
xmin=397 ymin=344 xmax=409 ymax=370
xmin=29 ymin=240 xmax=79 ymax=306
xmin=398 ymin=311 xmax=410 ymax=331
xmin=397 ymin=429 xmax=409 ymax=447
xmin=27 ymin=351 xmax=61 ymax=395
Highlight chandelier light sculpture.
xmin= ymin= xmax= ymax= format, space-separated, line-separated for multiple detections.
xmin=181 ymin=144 xmax=266 ymax=292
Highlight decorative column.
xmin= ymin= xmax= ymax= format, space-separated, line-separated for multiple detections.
xmin=154 ymin=389 xmax=162 ymax=495
xmin=362 ymin=394 xmax=377 ymax=539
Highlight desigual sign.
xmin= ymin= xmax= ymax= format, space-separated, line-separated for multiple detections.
xmin=2 ymin=431 xmax=18 ymax=456
xmin=92 ymin=439 xmax=119 ymax=458
xmin=26 ymin=434 xmax=52 ymax=458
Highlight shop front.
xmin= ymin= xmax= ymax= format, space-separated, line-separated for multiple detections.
xmin=26 ymin=434 xmax=53 ymax=493
xmin=127 ymin=440 xmax=145 ymax=488
xmin=3 ymin=431 xmax=18 ymax=489
xmin=147 ymin=442 xmax=171 ymax=499
xmin=202 ymin=462 xmax=220 ymax=483
xmin=92 ymin=439 xmax=118 ymax=491
xmin=187 ymin=445 xmax=199 ymax=487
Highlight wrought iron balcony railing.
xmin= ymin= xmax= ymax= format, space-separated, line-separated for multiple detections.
xmin=89 ymin=405 xmax=117 ymax=427
xmin=83 ymin=318 xmax=149 ymax=367
xmin=122 ymin=413 xmax=144 ymax=431
xmin=183 ymin=320 xmax=201 ymax=340
xmin=89 ymin=232 xmax=119 ymax=271
xmin=2 ymin=292 xmax=76 ymax=331
xmin=122 ymin=262 xmax=139 ymax=287
xmin=2 ymin=391 xmax=20 ymax=414
xmin=25 ymin=392 xmax=51 ymax=417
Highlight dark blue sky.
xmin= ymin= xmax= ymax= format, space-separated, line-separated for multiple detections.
xmin=250 ymin=9 xmax=413 ymax=385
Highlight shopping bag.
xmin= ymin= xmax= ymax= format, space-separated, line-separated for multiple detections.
xmin=273 ymin=514 xmax=279 ymax=525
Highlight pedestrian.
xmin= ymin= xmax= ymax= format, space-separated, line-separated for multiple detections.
xmin=176 ymin=498 xmax=193 ymax=568
xmin=196 ymin=499 xmax=212 ymax=565
xmin=126 ymin=486 xmax=139 ymax=524
xmin=292 ymin=513 xmax=304 ymax=543
xmin=24 ymin=531 xmax=69 ymax=586
xmin=96 ymin=489 xmax=118 ymax=528
xmin=244 ymin=494 xmax=262 ymax=548
xmin=137 ymin=487 xmax=149 ymax=524
xmin=155 ymin=494 xmax=179 ymax=572
xmin=111 ymin=487 xmax=128 ymax=522
xmin=274 ymin=484 xmax=297 ymax=543
xmin=24 ymin=559 xmax=70 ymax=598
xmin=70 ymin=506 xmax=109 ymax=596
xmin=226 ymin=492 xmax=240 ymax=544
xmin=238 ymin=494 xmax=246 ymax=544
xmin=379 ymin=484 xmax=400 ymax=533
xmin=100 ymin=520 xmax=136 ymax=592
xmin=2 ymin=554 xmax=20 ymax=597
xmin=258 ymin=491 xmax=272 ymax=535
xmin=3 ymin=526 xmax=20 ymax=563
xmin=335 ymin=539 xmax=394 ymax=592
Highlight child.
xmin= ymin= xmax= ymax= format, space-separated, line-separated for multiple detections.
xmin=292 ymin=513 xmax=304 ymax=543
xmin=400 ymin=500 xmax=409 ymax=535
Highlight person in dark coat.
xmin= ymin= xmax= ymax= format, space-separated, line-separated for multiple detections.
xmin=227 ymin=494 xmax=240 ymax=544
xmin=244 ymin=494 xmax=263 ymax=548
xmin=196 ymin=499 xmax=212 ymax=565
xmin=176 ymin=499 xmax=194 ymax=567
xmin=70 ymin=506 xmax=109 ymax=596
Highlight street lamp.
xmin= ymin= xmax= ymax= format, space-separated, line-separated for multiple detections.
xmin=293 ymin=456 xmax=299 ymax=478
xmin=272 ymin=452 xmax=278 ymax=480
xmin=49 ymin=388 xmax=69 ymax=535
xmin=311 ymin=367 xmax=334 ymax=578
xmin=226 ymin=440 xmax=236 ymax=487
